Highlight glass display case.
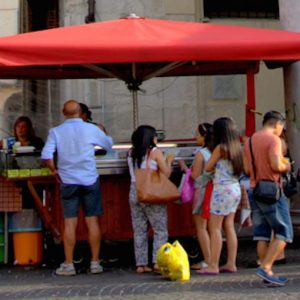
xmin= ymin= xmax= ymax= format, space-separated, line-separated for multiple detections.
xmin=0 ymin=150 xmax=51 ymax=178
xmin=0 ymin=140 xmax=198 ymax=177
xmin=95 ymin=141 xmax=198 ymax=175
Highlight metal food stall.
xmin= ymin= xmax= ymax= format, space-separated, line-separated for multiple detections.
xmin=0 ymin=140 xmax=198 ymax=263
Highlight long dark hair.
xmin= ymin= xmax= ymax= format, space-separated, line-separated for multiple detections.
xmin=131 ymin=125 xmax=157 ymax=168
xmin=198 ymin=122 xmax=213 ymax=152
xmin=212 ymin=117 xmax=243 ymax=176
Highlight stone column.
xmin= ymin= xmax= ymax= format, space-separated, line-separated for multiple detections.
xmin=279 ymin=0 xmax=300 ymax=169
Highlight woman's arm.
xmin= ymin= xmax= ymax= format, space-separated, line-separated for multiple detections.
xmin=190 ymin=152 xmax=204 ymax=180
xmin=204 ymin=145 xmax=221 ymax=172
xmin=151 ymin=148 xmax=173 ymax=178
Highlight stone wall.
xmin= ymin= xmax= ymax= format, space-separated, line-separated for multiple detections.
xmin=0 ymin=0 xmax=21 ymax=138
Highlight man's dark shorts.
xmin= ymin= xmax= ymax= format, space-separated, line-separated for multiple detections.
xmin=248 ymin=188 xmax=293 ymax=243
xmin=60 ymin=177 xmax=103 ymax=218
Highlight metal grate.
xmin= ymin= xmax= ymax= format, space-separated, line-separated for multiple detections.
xmin=0 ymin=177 xmax=22 ymax=212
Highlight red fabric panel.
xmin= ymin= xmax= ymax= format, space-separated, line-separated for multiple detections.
xmin=201 ymin=180 xmax=213 ymax=220
xmin=1 ymin=18 xmax=300 ymax=69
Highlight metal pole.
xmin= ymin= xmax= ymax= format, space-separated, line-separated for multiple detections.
xmin=280 ymin=0 xmax=300 ymax=171
xmin=245 ymin=68 xmax=256 ymax=136
xmin=4 ymin=212 xmax=8 ymax=264
xmin=132 ymin=89 xmax=139 ymax=129
xmin=131 ymin=62 xmax=139 ymax=129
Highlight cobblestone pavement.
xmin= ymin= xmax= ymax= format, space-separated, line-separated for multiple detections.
xmin=1 ymin=243 xmax=300 ymax=300
xmin=1 ymin=263 xmax=300 ymax=300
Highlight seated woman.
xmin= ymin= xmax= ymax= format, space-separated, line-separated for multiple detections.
xmin=13 ymin=116 xmax=44 ymax=209
xmin=13 ymin=116 xmax=44 ymax=150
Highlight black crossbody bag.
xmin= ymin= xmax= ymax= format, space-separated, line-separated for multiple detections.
xmin=249 ymin=137 xmax=280 ymax=205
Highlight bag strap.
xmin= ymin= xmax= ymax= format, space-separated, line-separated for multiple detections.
xmin=145 ymin=147 xmax=157 ymax=170
xmin=145 ymin=149 xmax=152 ymax=170
xmin=249 ymin=137 xmax=257 ymax=180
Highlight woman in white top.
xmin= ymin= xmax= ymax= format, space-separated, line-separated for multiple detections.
xmin=128 ymin=125 xmax=174 ymax=273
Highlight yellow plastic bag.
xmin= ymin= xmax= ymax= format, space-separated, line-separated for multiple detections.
xmin=156 ymin=240 xmax=190 ymax=281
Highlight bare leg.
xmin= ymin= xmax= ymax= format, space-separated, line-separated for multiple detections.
xmin=193 ymin=215 xmax=210 ymax=265
xmin=63 ymin=217 xmax=78 ymax=264
xmin=198 ymin=214 xmax=224 ymax=274
xmin=85 ymin=216 xmax=101 ymax=261
xmin=221 ymin=213 xmax=237 ymax=272
xmin=272 ymin=231 xmax=285 ymax=261
xmin=260 ymin=239 xmax=286 ymax=274
xmin=272 ymin=230 xmax=285 ymax=261
xmin=257 ymin=240 xmax=269 ymax=263
xmin=276 ymin=249 xmax=285 ymax=260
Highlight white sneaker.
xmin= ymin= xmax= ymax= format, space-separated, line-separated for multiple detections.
xmin=56 ymin=262 xmax=76 ymax=276
xmin=90 ymin=261 xmax=103 ymax=274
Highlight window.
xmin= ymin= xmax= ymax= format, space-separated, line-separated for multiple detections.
xmin=25 ymin=0 xmax=59 ymax=32
xmin=204 ymin=0 xmax=279 ymax=19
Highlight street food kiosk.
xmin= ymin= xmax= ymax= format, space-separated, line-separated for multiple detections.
xmin=0 ymin=141 xmax=198 ymax=263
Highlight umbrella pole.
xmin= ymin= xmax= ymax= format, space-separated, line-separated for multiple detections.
xmin=132 ymin=89 xmax=139 ymax=129
xmin=245 ymin=68 xmax=256 ymax=136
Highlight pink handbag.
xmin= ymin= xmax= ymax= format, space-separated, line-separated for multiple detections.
xmin=180 ymin=168 xmax=195 ymax=203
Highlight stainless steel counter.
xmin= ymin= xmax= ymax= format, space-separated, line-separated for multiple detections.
xmin=96 ymin=158 xmax=128 ymax=175
xmin=0 ymin=144 xmax=198 ymax=176
xmin=95 ymin=145 xmax=197 ymax=175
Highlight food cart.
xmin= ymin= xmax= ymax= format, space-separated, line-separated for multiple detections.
xmin=0 ymin=142 xmax=197 ymax=237
xmin=0 ymin=140 xmax=197 ymax=264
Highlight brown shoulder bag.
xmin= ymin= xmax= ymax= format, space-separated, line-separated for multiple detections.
xmin=135 ymin=158 xmax=180 ymax=204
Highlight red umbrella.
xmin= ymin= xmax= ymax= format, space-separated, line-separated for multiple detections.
xmin=0 ymin=14 xmax=300 ymax=130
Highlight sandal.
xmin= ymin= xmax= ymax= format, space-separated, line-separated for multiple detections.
xmin=144 ymin=266 xmax=152 ymax=273
xmin=136 ymin=266 xmax=144 ymax=273
xmin=191 ymin=261 xmax=208 ymax=270
xmin=153 ymin=264 xmax=161 ymax=274
xmin=136 ymin=266 xmax=152 ymax=273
